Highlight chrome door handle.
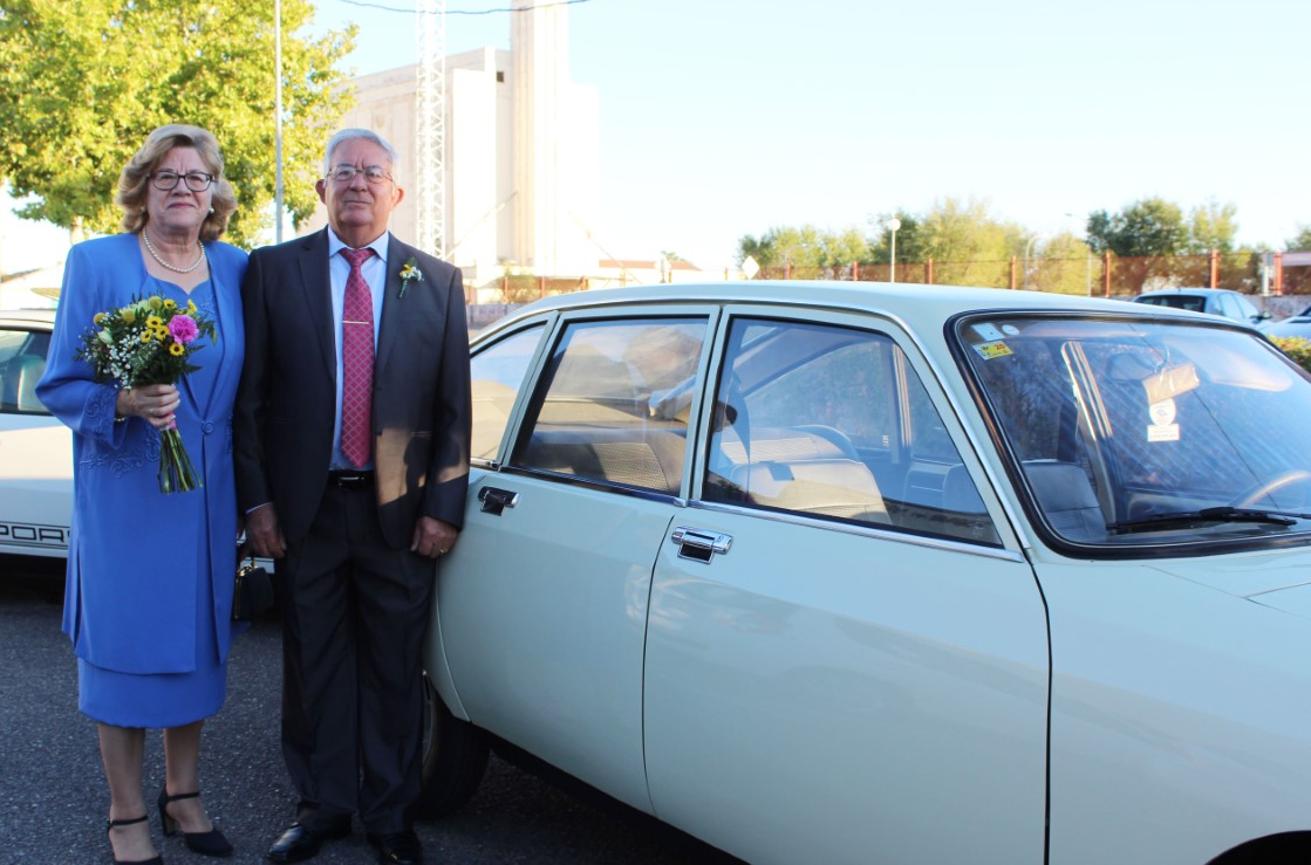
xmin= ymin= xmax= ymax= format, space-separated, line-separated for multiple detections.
xmin=671 ymin=527 xmax=732 ymax=563
xmin=479 ymin=486 xmax=519 ymax=515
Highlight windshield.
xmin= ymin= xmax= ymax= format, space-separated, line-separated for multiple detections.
xmin=957 ymin=315 xmax=1311 ymax=550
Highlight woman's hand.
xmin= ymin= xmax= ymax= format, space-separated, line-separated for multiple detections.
xmin=116 ymin=384 xmax=180 ymax=430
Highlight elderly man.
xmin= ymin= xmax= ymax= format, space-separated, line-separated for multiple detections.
xmin=235 ymin=128 xmax=471 ymax=865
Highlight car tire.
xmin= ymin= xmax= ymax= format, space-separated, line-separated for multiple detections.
xmin=415 ymin=671 xmax=490 ymax=817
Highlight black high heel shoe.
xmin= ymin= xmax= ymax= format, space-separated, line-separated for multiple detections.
xmin=157 ymin=787 xmax=233 ymax=858
xmin=106 ymin=814 xmax=164 ymax=865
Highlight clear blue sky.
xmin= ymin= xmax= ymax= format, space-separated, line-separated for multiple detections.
xmin=4 ymin=0 xmax=1307 ymax=273
xmin=311 ymin=0 xmax=1310 ymax=269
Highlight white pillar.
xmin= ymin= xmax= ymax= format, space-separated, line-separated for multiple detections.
xmin=511 ymin=0 xmax=569 ymax=274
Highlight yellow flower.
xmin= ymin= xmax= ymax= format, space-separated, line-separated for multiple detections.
xmin=163 ymin=299 xmax=177 ymax=310
xmin=147 ymin=296 xmax=163 ymax=311
xmin=187 ymin=300 xmax=198 ymax=314
xmin=140 ymin=331 xmax=153 ymax=343
xmin=146 ymin=315 xmax=164 ymax=327
xmin=154 ymin=328 xmax=168 ymax=342
xmin=120 ymin=307 xmax=136 ymax=324
xmin=93 ymin=312 xmax=107 ymax=325
xmin=169 ymin=342 xmax=185 ymax=356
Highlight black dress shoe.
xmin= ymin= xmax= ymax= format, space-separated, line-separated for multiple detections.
xmin=158 ymin=787 xmax=233 ymax=857
xmin=266 ymin=818 xmax=351 ymax=863
xmin=366 ymin=830 xmax=422 ymax=865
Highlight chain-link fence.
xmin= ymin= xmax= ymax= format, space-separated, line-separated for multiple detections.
xmin=754 ymin=252 xmax=1304 ymax=297
xmin=470 ymin=253 xmax=1310 ymax=306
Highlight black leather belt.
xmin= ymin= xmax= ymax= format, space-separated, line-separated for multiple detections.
xmin=327 ymin=470 xmax=374 ymax=489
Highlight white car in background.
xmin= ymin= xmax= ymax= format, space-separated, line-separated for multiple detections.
xmin=0 ymin=310 xmax=70 ymax=557
xmin=418 ymin=281 xmax=1311 ymax=865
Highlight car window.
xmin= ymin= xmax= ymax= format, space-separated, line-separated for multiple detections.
xmin=469 ymin=324 xmax=546 ymax=462
xmin=1138 ymin=295 xmax=1206 ymax=313
xmin=703 ymin=317 xmax=999 ymax=545
xmin=513 ymin=317 xmax=708 ymax=494
xmin=959 ymin=315 xmax=1311 ymax=550
xmin=1217 ymin=294 xmax=1242 ymax=321
xmin=1234 ymin=294 xmax=1261 ymax=322
xmin=0 ymin=328 xmax=51 ymax=415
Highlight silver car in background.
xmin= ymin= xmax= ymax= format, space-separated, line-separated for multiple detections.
xmin=0 ymin=310 xmax=69 ymax=557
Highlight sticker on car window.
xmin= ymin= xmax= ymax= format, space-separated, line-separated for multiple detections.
xmin=1148 ymin=423 xmax=1180 ymax=442
xmin=974 ymin=340 xmax=1013 ymax=360
xmin=1147 ymin=398 xmax=1180 ymax=442
xmin=971 ymin=322 xmax=1005 ymax=342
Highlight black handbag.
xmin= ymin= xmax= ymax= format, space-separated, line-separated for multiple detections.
xmin=232 ymin=557 xmax=275 ymax=622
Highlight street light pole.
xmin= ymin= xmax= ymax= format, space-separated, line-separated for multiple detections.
xmin=274 ymin=0 xmax=284 ymax=244
xmin=886 ymin=217 xmax=901 ymax=284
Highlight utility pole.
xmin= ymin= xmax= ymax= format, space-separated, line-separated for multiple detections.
xmin=274 ymin=0 xmax=284 ymax=243
xmin=416 ymin=0 xmax=447 ymax=259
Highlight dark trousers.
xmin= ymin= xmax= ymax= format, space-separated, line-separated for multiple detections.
xmin=278 ymin=482 xmax=434 ymax=833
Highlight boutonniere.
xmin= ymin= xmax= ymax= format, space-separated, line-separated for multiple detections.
xmin=398 ymin=257 xmax=423 ymax=299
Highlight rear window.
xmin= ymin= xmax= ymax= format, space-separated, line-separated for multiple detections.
xmin=1136 ymin=295 xmax=1206 ymax=313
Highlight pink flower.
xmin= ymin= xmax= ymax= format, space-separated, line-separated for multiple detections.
xmin=168 ymin=314 xmax=199 ymax=345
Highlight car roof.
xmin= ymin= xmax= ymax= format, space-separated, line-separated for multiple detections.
xmin=486 ymin=280 xmax=1217 ymax=341
xmin=0 ymin=308 xmax=56 ymax=326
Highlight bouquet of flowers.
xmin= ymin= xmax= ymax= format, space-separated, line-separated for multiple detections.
xmin=75 ymin=295 xmax=216 ymax=493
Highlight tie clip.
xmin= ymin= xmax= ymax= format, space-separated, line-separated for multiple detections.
xmin=343 ymin=320 xmax=370 ymax=325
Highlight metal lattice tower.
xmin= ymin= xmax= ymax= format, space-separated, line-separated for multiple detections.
xmin=415 ymin=0 xmax=446 ymax=258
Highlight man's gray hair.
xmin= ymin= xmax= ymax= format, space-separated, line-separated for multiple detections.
xmin=323 ymin=128 xmax=400 ymax=177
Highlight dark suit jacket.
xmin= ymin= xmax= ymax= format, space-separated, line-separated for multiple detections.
xmin=234 ymin=228 xmax=471 ymax=549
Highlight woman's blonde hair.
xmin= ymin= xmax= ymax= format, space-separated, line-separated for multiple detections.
xmin=116 ymin=124 xmax=237 ymax=242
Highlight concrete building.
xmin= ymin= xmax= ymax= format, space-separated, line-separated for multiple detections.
xmin=307 ymin=0 xmax=601 ymax=288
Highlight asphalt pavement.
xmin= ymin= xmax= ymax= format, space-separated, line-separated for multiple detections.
xmin=0 ymin=561 xmax=741 ymax=865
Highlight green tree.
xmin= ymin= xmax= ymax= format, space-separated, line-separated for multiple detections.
xmin=867 ymin=210 xmax=925 ymax=266
xmin=1085 ymin=197 xmax=1189 ymax=258
xmin=820 ymin=227 xmax=868 ymax=268
xmin=737 ymin=233 xmax=776 ymax=267
xmin=0 ymin=0 xmax=355 ymax=246
xmin=1032 ymin=232 xmax=1093 ymax=295
xmin=1287 ymin=226 xmax=1311 ymax=251
xmin=916 ymin=198 xmax=1022 ymax=287
xmin=737 ymin=224 xmax=866 ymax=274
xmin=1187 ymin=200 xmax=1239 ymax=253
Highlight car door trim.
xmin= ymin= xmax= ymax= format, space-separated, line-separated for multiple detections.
xmin=686 ymin=499 xmax=1025 ymax=563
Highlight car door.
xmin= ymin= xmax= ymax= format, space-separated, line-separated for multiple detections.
xmin=0 ymin=323 xmax=71 ymax=557
xmin=642 ymin=308 xmax=1050 ymax=865
xmin=438 ymin=305 xmax=718 ymax=812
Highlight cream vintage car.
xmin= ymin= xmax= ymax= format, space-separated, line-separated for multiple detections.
xmin=0 ymin=309 xmax=70 ymax=558
xmin=419 ymin=281 xmax=1311 ymax=865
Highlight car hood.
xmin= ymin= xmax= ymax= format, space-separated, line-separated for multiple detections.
xmin=1146 ymin=545 xmax=1311 ymax=602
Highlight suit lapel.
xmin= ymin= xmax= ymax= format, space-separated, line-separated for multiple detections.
xmin=375 ymin=235 xmax=408 ymax=378
xmin=297 ymin=229 xmax=336 ymax=384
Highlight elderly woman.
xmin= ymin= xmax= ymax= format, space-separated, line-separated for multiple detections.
xmin=37 ymin=125 xmax=246 ymax=865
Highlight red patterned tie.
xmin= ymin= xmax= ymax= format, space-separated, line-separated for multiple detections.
xmin=340 ymin=247 xmax=375 ymax=468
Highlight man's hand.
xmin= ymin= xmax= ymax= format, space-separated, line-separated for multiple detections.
xmin=246 ymin=503 xmax=287 ymax=559
xmin=411 ymin=516 xmax=458 ymax=559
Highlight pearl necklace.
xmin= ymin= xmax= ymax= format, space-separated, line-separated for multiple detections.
xmin=141 ymin=231 xmax=206 ymax=274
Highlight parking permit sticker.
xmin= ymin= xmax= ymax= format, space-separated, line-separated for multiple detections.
xmin=1147 ymin=398 xmax=1180 ymax=442
xmin=972 ymin=322 xmax=1005 ymax=342
xmin=974 ymin=340 xmax=1013 ymax=360
xmin=1148 ymin=424 xmax=1180 ymax=442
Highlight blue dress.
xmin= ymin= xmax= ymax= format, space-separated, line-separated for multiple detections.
xmin=37 ymin=235 xmax=247 ymax=729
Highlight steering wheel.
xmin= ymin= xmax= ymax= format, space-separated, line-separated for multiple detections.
xmin=1229 ymin=469 xmax=1311 ymax=509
